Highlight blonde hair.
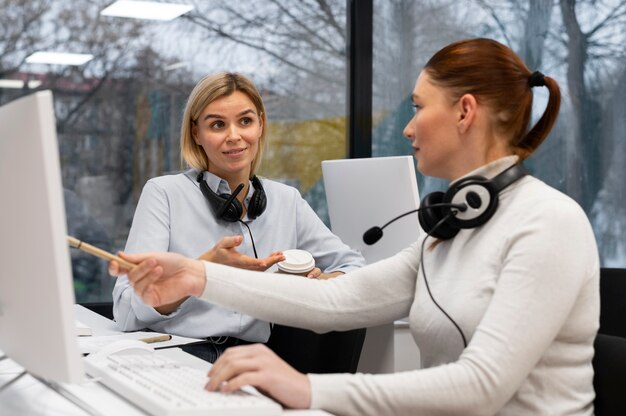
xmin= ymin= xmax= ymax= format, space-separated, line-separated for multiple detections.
xmin=180 ymin=72 xmax=267 ymax=176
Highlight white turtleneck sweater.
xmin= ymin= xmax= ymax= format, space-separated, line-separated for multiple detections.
xmin=199 ymin=157 xmax=600 ymax=416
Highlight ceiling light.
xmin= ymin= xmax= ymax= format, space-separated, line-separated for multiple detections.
xmin=164 ymin=61 xmax=188 ymax=71
xmin=100 ymin=1 xmax=193 ymax=21
xmin=0 ymin=79 xmax=43 ymax=89
xmin=26 ymin=52 xmax=94 ymax=66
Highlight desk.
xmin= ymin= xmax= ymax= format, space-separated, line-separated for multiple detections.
xmin=0 ymin=306 xmax=331 ymax=416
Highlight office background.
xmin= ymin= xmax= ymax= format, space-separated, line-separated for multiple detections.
xmin=1 ymin=0 xmax=625 ymax=303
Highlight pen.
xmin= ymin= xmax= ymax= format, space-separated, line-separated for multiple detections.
xmin=139 ymin=334 xmax=172 ymax=344
xmin=67 ymin=235 xmax=136 ymax=270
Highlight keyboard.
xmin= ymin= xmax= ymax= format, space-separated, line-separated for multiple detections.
xmin=84 ymin=349 xmax=282 ymax=416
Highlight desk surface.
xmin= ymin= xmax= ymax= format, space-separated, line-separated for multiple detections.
xmin=0 ymin=306 xmax=331 ymax=416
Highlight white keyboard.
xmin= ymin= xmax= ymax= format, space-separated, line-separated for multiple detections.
xmin=84 ymin=350 xmax=282 ymax=416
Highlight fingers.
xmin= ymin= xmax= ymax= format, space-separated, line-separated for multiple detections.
xmin=253 ymin=252 xmax=284 ymax=271
xmin=307 ymin=267 xmax=322 ymax=279
xmin=129 ymin=261 xmax=162 ymax=293
xmin=109 ymin=253 xmax=149 ymax=276
xmin=216 ymin=235 xmax=244 ymax=250
xmin=266 ymin=251 xmax=285 ymax=260
xmin=205 ymin=344 xmax=311 ymax=409
xmin=108 ymin=260 xmax=120 ymax=277
xmin=207 ymin=345 xmax=261 ymax=390
xmin=206 ymin=356 xmax=260 ymax=392
xmin=132 ymin=266 xmax=163 ymax=302
xmin=118 ymin=251 xmax=152 ymax=264
xmin=218 ymin=372 xmax=264 ymax=393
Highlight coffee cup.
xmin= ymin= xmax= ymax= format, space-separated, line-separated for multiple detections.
xmin=277 ymin=249 xmax=315 ymax=276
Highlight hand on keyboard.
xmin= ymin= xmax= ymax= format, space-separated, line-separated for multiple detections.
xmin=207 ymin=343 xmax=312 ymax=410
xmin=84 ymin=347 xmax=282 ymax=416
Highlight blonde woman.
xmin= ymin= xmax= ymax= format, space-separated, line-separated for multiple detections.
xmin=112 ymin=72 xmax=365 ymax=362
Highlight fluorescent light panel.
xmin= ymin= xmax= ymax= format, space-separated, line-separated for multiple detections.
xmin=164 ymin=61 xmax=188 ymax=71
xmin=101 ymin=1 xmax=193 ymax=21
xmin=0 ymin=80 xmax=42 ymax=89
xmin=26 ymin=52 xmax=93 ymax=66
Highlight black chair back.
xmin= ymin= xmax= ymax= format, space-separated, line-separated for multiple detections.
xmin=593 ymin=268 xmax=626 ymax=415
xmin=266 ymin=325 xmax=366 ymax=374
xmin=593 ymin=333 xmax=626 ymax=415
xmin=598 ymin=268 xmax=626 ymax=338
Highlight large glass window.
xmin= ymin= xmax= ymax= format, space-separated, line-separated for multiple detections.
xmin=0 ymin=0 xmax=347 ymax=302
xmin=372 ymin=0 xmax=626 ymax=266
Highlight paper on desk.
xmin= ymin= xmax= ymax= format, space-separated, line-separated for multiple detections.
xmin=78 ymin=332 xmax=203 ymax=355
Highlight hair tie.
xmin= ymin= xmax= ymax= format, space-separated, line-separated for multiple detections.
xmin=529 ymin=71 xmax=546 ymax=88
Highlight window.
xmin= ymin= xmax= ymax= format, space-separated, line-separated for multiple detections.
xmin=372 ymin=0 xmax=626 ymax=266
xmin=0 ymin=0 xmax=348 ymax=302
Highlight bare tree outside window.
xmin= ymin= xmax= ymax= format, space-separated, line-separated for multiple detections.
xmin=373 ymin=0 xmax=626 ymax=265
xmin=2 ymin=0 xmax=626 ymax=301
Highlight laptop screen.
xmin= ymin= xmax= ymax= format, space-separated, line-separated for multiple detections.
xmin=322 ymin=156 xmax=421 ymax=264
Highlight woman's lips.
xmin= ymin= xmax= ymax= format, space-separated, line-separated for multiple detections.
xmin=223 ymin=148 xmax=246 ymax=157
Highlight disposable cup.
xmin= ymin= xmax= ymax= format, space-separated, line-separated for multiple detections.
xmin=277 ymin=249 xmax=315 ymax=276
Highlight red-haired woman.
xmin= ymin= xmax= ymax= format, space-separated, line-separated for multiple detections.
xmin=114 ymin=38 xmax=598 ymax=415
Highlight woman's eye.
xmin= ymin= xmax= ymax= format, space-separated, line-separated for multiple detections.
xmin=210 ymin=120 xmax=225 ymax=129
xmin=411 ymin=104 xmax=420 ymax=114
xmin=240 ymin=117 xmax=253 ymax=126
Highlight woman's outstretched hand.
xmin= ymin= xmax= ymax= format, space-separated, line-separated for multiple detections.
xmin=109 ymin=252 xmax=206 ymax=307
xmin=206 ymin=344 xmax=311 ymax=410
xmin=198 ymin=235 xmax=284 ymax=271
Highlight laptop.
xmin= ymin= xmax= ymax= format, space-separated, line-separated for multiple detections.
xmin=322 ymin=156 xmax=421 ymax=264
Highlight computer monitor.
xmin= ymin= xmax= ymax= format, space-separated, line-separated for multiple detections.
xmin=0 ymin=90 xmax=84 ymax=383
xmin=322 ymin=156 xmax=421 ymax=264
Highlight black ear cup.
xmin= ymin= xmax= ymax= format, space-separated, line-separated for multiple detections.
xmin=418 ymin=163 xmax=528 ymax=240
xmin=197 ymin=172 xmax=267 ymax=222
xmin=444 ymin=176 xmax=498 ymax=230
xmin=418 ymin=192 xmax=461 ymax=240
xmin=215 ymin=192 xmax=244 ymax=222
xmin=247 ymin=176 xmax=267 ymax=220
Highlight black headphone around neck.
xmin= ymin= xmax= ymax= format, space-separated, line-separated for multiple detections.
xmin=418 ymin=163 xmax=528 ymax=240
xmin=196 ymin=172 xmax=267 ymax=222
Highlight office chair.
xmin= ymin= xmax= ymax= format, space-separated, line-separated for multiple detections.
xmin=267 ymin=325 xmax=366 ymax=374
xmin=593 ymin=333 xmax=626 ymax=415
xmin=598 ymin=268 xmax=626 ymax=338
xmin=592 ymin=268 xmax=626 ymax=416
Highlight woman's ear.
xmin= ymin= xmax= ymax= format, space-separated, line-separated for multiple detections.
xmin=191 ymin=124 xmax=199 ymax=145
xmin=457 ymin=94 xmax=477 ymax=134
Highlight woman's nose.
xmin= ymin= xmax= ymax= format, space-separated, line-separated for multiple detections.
xmin=402 ymin=121 xmax=413 ymax=140
xmin=227 ymin=125 xmax=242 ymax=140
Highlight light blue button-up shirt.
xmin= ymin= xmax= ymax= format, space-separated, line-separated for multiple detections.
xmin=112 ymin=169 xmax=365 ymax=341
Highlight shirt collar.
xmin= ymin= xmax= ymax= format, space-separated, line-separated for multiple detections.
xmin=450 ymin=155 xmax=520 ymax=186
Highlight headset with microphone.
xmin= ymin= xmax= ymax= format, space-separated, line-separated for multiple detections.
xmin=196 ymin=172 xmax=267 ymax=259
xmin=363 ymin=163 xmax=528 ymax=245
xmin=196 ymin=172 xmax=267 ymax=222
xmin=363 ymin=163 xmax=528 ymax=349
xmin=362 ymin=203 xmax=466 ymax=245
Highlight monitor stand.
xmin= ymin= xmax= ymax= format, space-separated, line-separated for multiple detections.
xmin=0 ymin=355 xmax=103 ymax=416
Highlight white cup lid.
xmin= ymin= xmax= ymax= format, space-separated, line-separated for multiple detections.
xmin=277 ymin=249 xmax=315 ymax=273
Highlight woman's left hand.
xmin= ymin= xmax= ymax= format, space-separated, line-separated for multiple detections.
xmin=198 ymin=235 xmax=284 ymax=271
xmin=206 ymin=344 xmax=311 ymax=409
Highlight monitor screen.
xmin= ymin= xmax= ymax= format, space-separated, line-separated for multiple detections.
xmin=322 ymin=156 xmax=421 ymax=264
xmin=0 ymin=91 xmax=84 ymax=383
